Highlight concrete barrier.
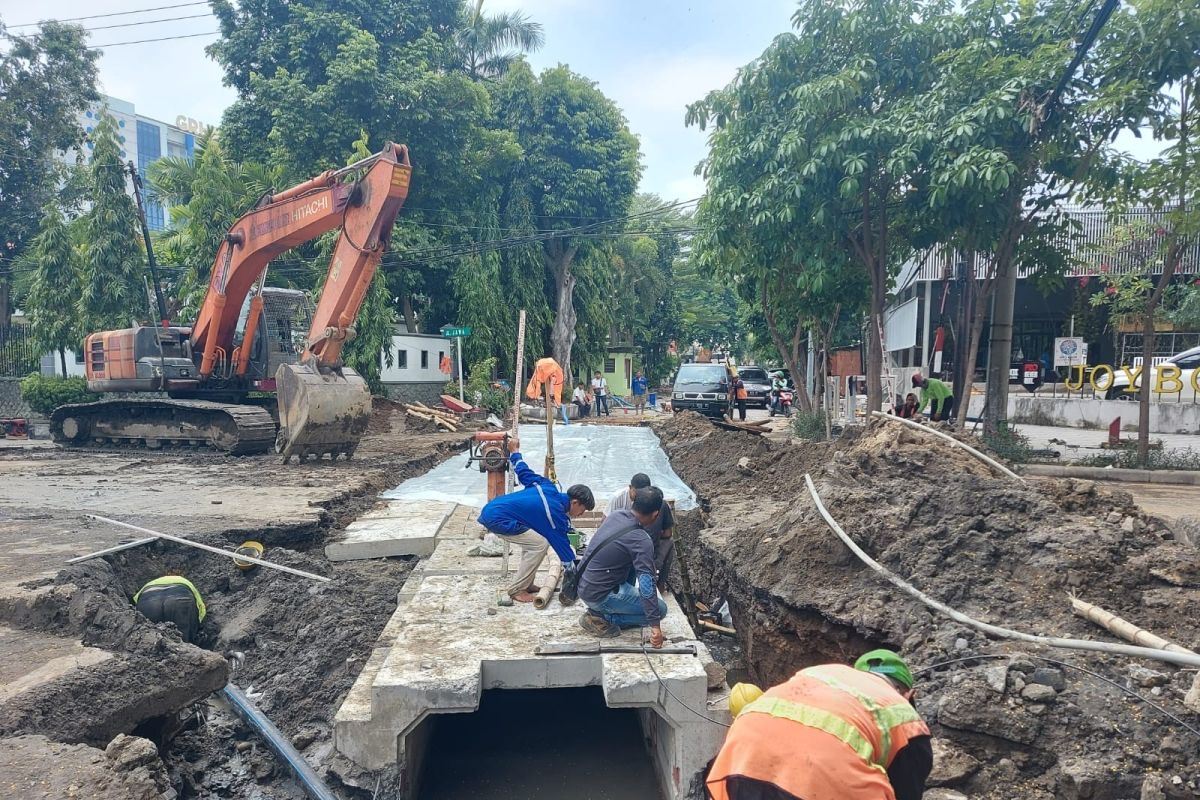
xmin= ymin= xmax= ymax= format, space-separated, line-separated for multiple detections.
xmin=1005 ymin=394 xmax=1200 ymax=434
xmin=1020 ymin=464 xmax=1200 ymax=485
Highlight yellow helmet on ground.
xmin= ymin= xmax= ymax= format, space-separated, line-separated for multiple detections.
xmin=729 ymin=682 xmax=764 ymax=717
xmin=233 ymin=541 xmax=264 ymax=570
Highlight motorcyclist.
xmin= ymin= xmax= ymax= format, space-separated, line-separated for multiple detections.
xmin=769 ymin=371 xmax=789 ymax=414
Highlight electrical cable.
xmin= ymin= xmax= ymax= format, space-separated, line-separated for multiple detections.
xmin=915 ymin=653 xmax=1200 ymax=742
xmin=89 ymin=30 xmax=218 ymax=48
xmin=640 ymin=632 xmax=731 ymax=729
xmin=6 ymin=2 xmax=210 ymax=28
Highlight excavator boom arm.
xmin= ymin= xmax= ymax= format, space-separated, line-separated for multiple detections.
xmin=190 ymin=143 xmax=413 ymax=377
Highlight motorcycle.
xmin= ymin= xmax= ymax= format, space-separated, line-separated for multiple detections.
xmin=768 ymin=389 xmax=794 ymax=417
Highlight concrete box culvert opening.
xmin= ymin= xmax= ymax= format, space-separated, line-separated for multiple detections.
xmin=406 ymin=687 xmax=676 ymax=800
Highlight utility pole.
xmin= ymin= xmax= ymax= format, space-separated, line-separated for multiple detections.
xmin=127 ymin=162 xmax=169 ymax=326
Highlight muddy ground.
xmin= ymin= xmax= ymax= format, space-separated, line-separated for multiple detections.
xmin=0 ymin=399 xmax=471 ymax=798
xmin=657 ymin=411 xmax=1200 ymax=800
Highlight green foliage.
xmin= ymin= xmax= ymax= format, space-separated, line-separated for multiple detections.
xmin=456 ymin=4 xmax=544 ymax=80
xmin=493 ymin=61 xmax=641 ymax=378
xmin=19 ymin=373 xmax=93 ymax=415
xmin=446 ymin=355 xmax=509 ymax=414
xmin=981 ymin=424 xmax=1034 ymax=465
xmin=148 ymin=133 xmax=289 ymax=319
xmin=791 ymin=409 xmax=829 ymax=442
xmin=79 ymin=110 xmax=145 ymax=331
xmin=23 ymin=203 xmax=82 ymax=368
xmin=1078 ymin=447 xmax=1200 ymax=471
xmin=0 ymin=20 xmax=98 ymax=324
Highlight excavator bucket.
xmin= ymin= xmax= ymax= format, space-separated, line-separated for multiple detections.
xmin=274 ymin=361 xmax=372 ymax=462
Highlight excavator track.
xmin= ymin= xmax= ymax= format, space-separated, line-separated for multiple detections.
xmin=50 ymin=399 xmax=277 ymax=455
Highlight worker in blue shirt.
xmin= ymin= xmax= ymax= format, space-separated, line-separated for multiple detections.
xmin=631 ymin=370 xmax=649 ymax=415
xmin=477 ymin=437 xmax=595 ymax=602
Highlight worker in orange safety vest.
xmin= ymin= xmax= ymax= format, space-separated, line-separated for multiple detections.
xmin=707 ymin=649 xmax=932 ymax=800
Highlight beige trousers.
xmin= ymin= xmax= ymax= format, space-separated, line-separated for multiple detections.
xmin=503 ymin=530 xmax=549 ymax=597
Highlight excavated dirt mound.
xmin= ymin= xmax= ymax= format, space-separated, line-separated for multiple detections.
xmin=658 ymin=412 xmax=1200 ymax=800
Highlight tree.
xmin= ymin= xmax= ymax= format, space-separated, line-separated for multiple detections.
xmin=494 ymin=62 xmax=641 ymax=379
xmin=687 ymin=0 xmax=956 ymax=413
xmin=0 ymin=19 xmax=98 ymax=328
xmin=148 ymin=133 xmax=288 ymax=319
xmin=24 ymin=203 xmax=81 ymax=374
xmin=457 ymin=2 xmax=544 ymax=80
xmin=79 ymin=110 xmax=145 ymax=331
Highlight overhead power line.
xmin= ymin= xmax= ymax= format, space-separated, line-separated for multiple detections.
xmin=6 ymin=1 xmax=210 ymax=29
xmin=89 ymin=30 xmax=218 ymax=48
xmin=78 ymin=13 xmax=212 ymax=33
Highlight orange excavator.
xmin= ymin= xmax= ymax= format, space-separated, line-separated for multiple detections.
xmin=51 ymin=143 xmax=413 ymax=461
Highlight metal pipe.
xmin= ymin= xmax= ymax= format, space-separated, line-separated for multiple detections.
xmin=66 ymin=536 xmax=157 ymax=564
xmin=804 ymin=474 xmax=1200 ymax=669
xmin=223 ymin=683 xmax=338 ymax=800
xmin=86 ymin=515 xmax=331 ymax=583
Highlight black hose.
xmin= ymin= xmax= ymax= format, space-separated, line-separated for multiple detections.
xmin=916 ymin=654 xmax=1200 ymax=742
xmin=223 ymin=683 xmax=339 ymax=800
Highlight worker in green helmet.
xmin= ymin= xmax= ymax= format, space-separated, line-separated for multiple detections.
xmin=708 ymin=649 xmax=932 ymax=800
xmin=133 ymin=576 xmax=206 ymax=644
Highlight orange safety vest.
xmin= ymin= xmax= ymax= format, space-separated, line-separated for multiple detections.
xmin=706 ymin=664 xmax=930 ymax=800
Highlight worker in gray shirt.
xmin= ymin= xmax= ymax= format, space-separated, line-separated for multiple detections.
xmin=579 ymin=487 xmax=668 ymax=647
xmin=607 ymin=473 xmax=675 ymax=589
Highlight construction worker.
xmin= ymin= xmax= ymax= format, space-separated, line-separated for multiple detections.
xmin=477 ymin=436 xmax=595 ymax=602
xmin=577 ymin=486 xmax=668 ymax=647
xmin=706 ymin=649 xmax=932 ymax=800
xmin=133 ymin=575 xmax=206 ymax=644
xmin=606 ymin=473 xmax=676 ymax=589
xmin=912 ymin=371 xmax=956 ymax=422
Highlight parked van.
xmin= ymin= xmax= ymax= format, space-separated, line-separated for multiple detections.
xmin=671 ymin=362 xmax=733 ymax=419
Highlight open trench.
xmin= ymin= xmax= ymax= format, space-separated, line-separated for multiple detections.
xmin=6 ymin=410 xmax=1198 ymax=799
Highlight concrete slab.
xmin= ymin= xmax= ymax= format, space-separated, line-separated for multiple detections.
xmin=325 ymin=500 xmax=454 ymax=562
xmin=335 ymin=513 xmax=728 ymax=800
xmin=0 ymin=626 xmax=112 ymax=704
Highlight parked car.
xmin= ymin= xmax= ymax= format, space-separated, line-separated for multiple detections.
xmin=671 ymin=363 xmax=734 ymax=419
xmin=1105 ymin=345 xmax=1200 ymax=401
xmin=733 ymin=366 xmax=771 ymax=409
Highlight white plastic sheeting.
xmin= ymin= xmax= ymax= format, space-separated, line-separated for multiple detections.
xmin=382 ymin=424 xmax=697 ymax=510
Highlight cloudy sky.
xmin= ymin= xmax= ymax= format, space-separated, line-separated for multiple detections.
xmin=2 ymin=0 xmax=1158 ymax=201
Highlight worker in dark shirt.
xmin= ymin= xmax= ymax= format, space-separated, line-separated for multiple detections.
xmin=706 ymin=649 xmax=932 ymax=800
xmin=133 ymin=575 xmax=205 ymax=644
xmin=577 ymin=486 xmax=669 ymax=648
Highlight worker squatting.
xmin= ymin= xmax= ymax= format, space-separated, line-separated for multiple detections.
xmin=474 ymin=437 xmax=934 ymax=800
xmin=131 ymin=439 xmax=933 ymax=799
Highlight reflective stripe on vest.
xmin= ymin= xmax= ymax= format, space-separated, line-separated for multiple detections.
xmin=133 ymin=575 xmax=206 ymax=621
xmin=801 ymin=666 xmax=922 ymax=763
xmin=741 ymin=695 xmax=886 ymax=774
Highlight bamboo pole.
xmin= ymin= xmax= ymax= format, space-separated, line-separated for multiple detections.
xmin=1070 ymin=596 xmax=1196 ymax=655
xmin=87 ymin=515 xmax=331 ymax=583
xmin=803 ymin=475 xmax=1200 ymax=668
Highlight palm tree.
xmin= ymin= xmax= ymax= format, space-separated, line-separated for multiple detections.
xmin=457 ymin=1 xmax=545 ymax=81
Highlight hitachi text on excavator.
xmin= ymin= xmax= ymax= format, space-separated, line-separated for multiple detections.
xmin=51 ymin=143 xmax=413 ymax=462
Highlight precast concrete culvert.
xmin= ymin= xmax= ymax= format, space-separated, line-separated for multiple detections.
xmin=409 ymin=687 xmax=668 ymax=799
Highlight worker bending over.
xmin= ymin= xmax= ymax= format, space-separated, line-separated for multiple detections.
xmin=707 ymin=649 xmax=932 ymax=800
xmin=578 ymin=486 xmax=668 ymax=647
xmin=912 ymin=371 xmax=955 ymax=422
xmin=477 ymin=437 xmax=594 ymax=602
xmin=607 ymin=472 xmax=675 ymax=589
xmin=133 ymin=575 xmax=206 ymax=644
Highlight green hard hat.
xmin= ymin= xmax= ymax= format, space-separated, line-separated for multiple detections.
xmin=854 ymin=649 xmax=914 ymax=690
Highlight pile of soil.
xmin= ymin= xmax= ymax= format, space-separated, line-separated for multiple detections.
xmin=0 ymin=424 xmax=467 ymax=798
xmin=658 ymin=412 xmax=1200 ymax=800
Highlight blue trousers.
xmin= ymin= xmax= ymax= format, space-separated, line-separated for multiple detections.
xmin=586 ymin=582 xmax=667 ymax=627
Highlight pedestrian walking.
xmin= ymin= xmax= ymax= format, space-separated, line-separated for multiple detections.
xmin=591 ymin=370 xmax=610 ymax=416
